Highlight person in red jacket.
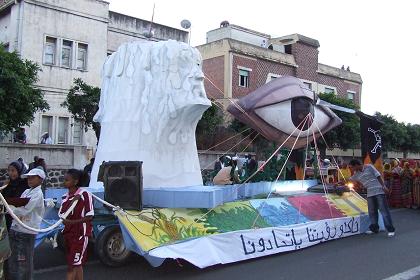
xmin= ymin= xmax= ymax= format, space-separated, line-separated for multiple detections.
xmin=59 ymin=169 xmax=93 ymax=280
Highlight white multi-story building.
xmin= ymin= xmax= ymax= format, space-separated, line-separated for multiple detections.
xmin=0 ymin=0 xmax=188 ymax=153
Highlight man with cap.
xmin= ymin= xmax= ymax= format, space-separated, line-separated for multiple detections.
xmin=6 ymin=168 xmax=45 ymax=280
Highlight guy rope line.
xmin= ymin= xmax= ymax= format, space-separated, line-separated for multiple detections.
xmin=310 ymin=116 xmax=366 ymax=203
xmin=201 ymin=127 xmax=251 ymax=153
xmin=204 ymin=75 xmax=262 ymax=130
xmin=0 ymin=187 xmax=125 ymax=234
xmin=243 ymin=114 xmax=312 ymax=184
xmin=192 ymin=115 xmax=313 ymax=226
xmin=200 ymin=131 xmax=255 ymax=172
xmin=0 ymin=191 xmax=78 ymax=233
xmin=310 ymin=114 xmax=335 ymax=219
xmin=251 ymin=114 xmax=310 ymax=228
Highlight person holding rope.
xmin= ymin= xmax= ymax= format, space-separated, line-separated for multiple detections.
xmin=348 ymin=159 xmax=396 ymax=237
xmin=2 ymin=160 xmax=29 ymax=230
xmin=6 ymin=168 xmax=45 ymax=280
xmin=59 ymin=169 xmax=93 ymax=280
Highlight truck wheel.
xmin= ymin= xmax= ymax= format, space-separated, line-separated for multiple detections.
xmin=56 ymin=231 xmax=65 ymax=252
xmin=95 ymin=225 xmax=132 ymax=267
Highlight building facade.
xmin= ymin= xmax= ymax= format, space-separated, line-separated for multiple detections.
xmin=0 ymin=0 xmax=188 ymax=157
xmin=197 ymin=24 xmax=362 ymax=107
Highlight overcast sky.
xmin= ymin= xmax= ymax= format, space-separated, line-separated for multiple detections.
xmin=108 ymin=0 xmax=420 ymax=125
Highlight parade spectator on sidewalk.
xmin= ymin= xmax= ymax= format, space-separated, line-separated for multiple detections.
xmin=59 ymin=169 xmax=94 ymax=280
xmin=2 ymin=160 xmax=29 ymax=230
xmin=28 ymin=156 xmax=39 ymax=171
xmin=7 ymin=168 xmax=45 ymax=280
xmin=245 ymin=154 xmax=257 ymax=177
xmin=348 ymin=159 xmax=395 ymax=237
xmin=389 ymin=159 xmax=403 ymax=208
xmin=412 ymin=162 xmax=420 ymax=209
xmin=13 ymin=128 xmax=26 ymax=144
xmin=40 ymin=132 xmax=53 ymax=144
xmin=400 ymin=162 xmax=413 ymax=208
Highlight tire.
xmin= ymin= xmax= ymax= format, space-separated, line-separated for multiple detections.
xmin=56 ymin=231 xmax=65 ymax=252
xmin=95 ymin=225 xmax=132 ymax=267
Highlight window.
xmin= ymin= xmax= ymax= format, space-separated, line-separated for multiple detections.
xmin=284 ymin=44 xmax=292 ymax=54
xmin=61 ymin=40 xmax=73 ymax=68
xmin=57 ymin=117 xmax=69 ymax=144
xmin=44 ymin=37 xmax=57 ymax=65
xmin=3 ymin=43 xmax=9 ymax=51
xmin=347 ymin=91 xmax=355 ymax=101
xmin=303 ymin=82 xmax=312 ymax=90
xmin=77 ymin=43 xmax=88 ymax=70
xmin=239 ymin=69 xmax=249 ymax=88
xmin=324 ymin=87 xmax=335 ymax=94
xmin=41 ymin=115 xmax=53 ymax=142
xmin=72 ymin=120 xmax=83 ymax=145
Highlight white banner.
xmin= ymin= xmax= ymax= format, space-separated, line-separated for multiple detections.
xmin=149 ymin=216 xmax=361 ymax=268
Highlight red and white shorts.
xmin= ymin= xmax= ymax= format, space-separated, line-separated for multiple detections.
xmin=64 ymin=235 xmax=89 ymax=267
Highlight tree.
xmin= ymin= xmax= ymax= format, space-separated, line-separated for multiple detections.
xmin=196 ymin=101 xmax=223 ymax=136
xmin=61 ymin=78 xmax=101 ymax=141
xmin=0 ymin=44 xmax=49 ymax=133
xmin=374 ymin=112 xmax=420 ymax=157
xmin=229 ymin=118 xmax=273 ymax=158
xmin=317 ymin=93 xmax=360 ymax=158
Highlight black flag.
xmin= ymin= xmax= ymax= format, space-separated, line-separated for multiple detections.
xmin=357 ymin=112 xmax=384 ymax=173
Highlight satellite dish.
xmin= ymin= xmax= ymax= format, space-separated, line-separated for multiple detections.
xmin=143 ymin=29 xmax=154 ymax=38
xmin=180 ymin=19 xmax=191 ymax=29
xmin=220 ymin=20 xmax=230 ymax=28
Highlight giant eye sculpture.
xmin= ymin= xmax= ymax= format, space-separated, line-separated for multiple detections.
xmin=227 ymin=76 xmax=342 ymax=150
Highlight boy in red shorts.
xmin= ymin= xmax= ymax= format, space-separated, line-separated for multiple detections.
xmin=59 ymin=169 xmax=94 ymax=280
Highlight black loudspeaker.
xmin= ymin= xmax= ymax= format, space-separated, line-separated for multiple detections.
xmin=101 ymin=161 xmax=143 ymax=210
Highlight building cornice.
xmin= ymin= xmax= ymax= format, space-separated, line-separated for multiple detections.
xmin=24 ymin=0 xmax=109 ymax=23
xmin=107 ymin=26 xmax=160 ymax=43
xmin=317 ymin=63 xmax=363 ymax=84
xmin=109 ymin=11 xmax=188 ymax=35
xmin=0 ymin=0 xmax=14 ymax=12
xmin=197 ymin=38 xmax=298 ymax=67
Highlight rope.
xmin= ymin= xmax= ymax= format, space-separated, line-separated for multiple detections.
xmin=200 ymin=132 xmax=255 ymax=172
xmin=201 ymin=127 xmax=251 ymax=153
xmin=310 ymin=114 xmax=335 ymax=219
xmin=310 ymin=116 xmax=366 ymax=203
xmin=251 ymin=114 xmax=310 ymax=228
xmin=193 ymin=114 xmax=313 ymax=225
xmin=0 ymin=191 xmax=78 ymax=233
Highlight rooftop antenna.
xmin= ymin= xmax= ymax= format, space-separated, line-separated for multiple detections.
xmin=180 ymin=19 xmax=191 ymax=45
xmin=143 ymin=3 xmax=155 ymax=40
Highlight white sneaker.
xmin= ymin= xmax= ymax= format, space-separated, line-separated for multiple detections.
xmin=365 ymin=230 xmax=374 ymax=234
xmin=388 ymin=232 xmax=395 ymax=237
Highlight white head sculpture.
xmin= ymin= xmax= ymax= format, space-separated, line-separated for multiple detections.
xmin=90 ymin=40 xmax=211 ymax=188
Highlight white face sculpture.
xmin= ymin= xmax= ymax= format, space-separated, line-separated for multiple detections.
xmin=90 ymin=40 xmax=211 ymax=188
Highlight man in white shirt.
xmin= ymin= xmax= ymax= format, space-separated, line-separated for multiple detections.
xmin=7 ymin=168 xmax=45 ymax=280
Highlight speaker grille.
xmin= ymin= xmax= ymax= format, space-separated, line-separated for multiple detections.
xmin=108 ymin=165 xmax=123 ymax=177
xmin=102 ymin=161 xmax=143 ymax=210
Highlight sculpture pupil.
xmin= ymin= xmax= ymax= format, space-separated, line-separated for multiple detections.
xmin=291 ymin=98 xmax=314 ymax=130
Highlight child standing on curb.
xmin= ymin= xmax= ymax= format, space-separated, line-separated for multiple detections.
xmin=59 ymin=169 xmax=94 ymax=280
xmin=7 ymin=168 xmax=45 ymax=280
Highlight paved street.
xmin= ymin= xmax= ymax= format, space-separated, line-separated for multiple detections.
xmin=34 ymin=209 xmax=420 ymax=280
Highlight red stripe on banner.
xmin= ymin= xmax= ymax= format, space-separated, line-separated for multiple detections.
xmin=287 ymin=194 xmax=344 ymax=220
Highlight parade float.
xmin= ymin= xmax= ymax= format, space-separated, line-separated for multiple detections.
xmin=38 ymin=40 xmax=375 ymax=268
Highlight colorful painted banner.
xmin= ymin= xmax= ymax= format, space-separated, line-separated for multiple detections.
xmin=116 ymin=191 xmax=369 ymax=267
xmin=149 ymin=216 xmax=362 ymax=268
